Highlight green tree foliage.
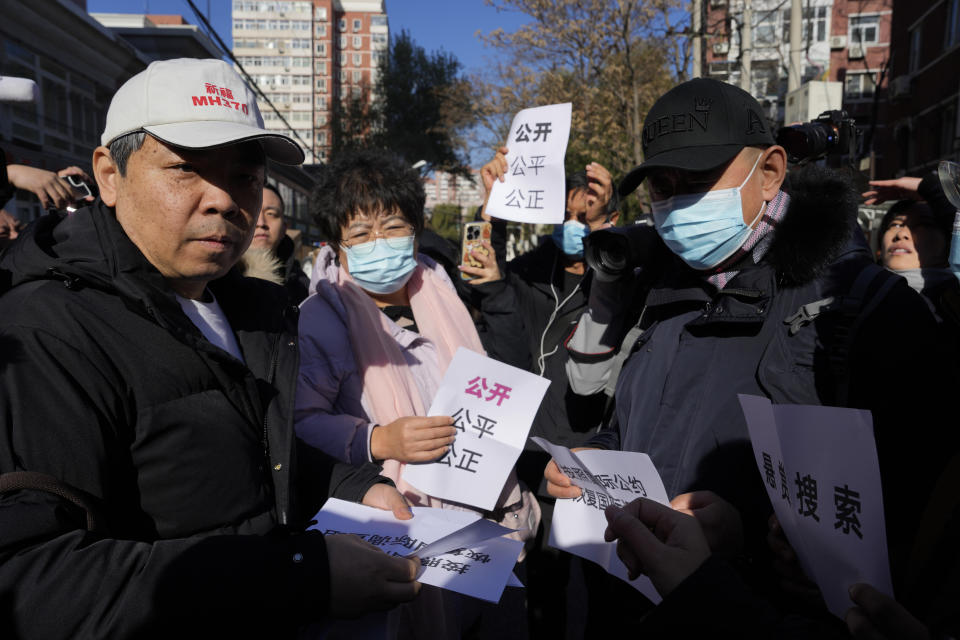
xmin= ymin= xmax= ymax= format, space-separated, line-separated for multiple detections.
xmin=330 ymin=30 xmax=473 ymax=178
xmin=428 ymin=203 xmax=463 ymax=243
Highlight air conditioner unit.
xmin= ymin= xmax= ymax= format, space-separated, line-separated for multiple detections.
xmin=848 ymin=44 xmax=865 ymax=59
xmin=713 ymin=42 xmax=730 ymax=55
xmin=890 ymin=75 xmax=910 ymax=98
xmin=829 ymin=35 xmax=847 ymax=49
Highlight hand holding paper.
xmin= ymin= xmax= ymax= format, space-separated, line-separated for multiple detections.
xmin=604 ymin=498 xmax=712 ymax=597
xmin=326 ymin=534 xmax=421 ymax=617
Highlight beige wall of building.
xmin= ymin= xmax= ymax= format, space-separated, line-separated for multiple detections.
xmin=231 ymin=0 xmax=388 ymax=164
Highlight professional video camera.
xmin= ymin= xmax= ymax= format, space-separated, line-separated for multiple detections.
xmin=776 ymin=109 xmax=861 ymax=166
xmin=583 ymin=221 xmax=657 ymax=283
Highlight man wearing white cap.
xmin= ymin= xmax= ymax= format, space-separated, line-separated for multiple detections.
xmin=0 ymin=59 xmax=420 ymax=637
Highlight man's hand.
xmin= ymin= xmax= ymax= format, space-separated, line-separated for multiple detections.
xmin=326 ymin=534 xmax=421 ymax=618
xmin=585 ymin=162 xmax=614 ymax=220
xmin=846 ymin=583 xmax=930 ymax=640
xmin=461 ymin=241 xmax=502 ymax=284
xmin=479 ymin=146 xmax=509 ymax=220
xmin=361 ymin=483 xmax=413 ymax=521
xmin=543 ymin=447 xmax=597 ymax=498
xmin=6 ymin=164 xmax=91 ymax=210
xmin=603 ymin=497 xmax=711 ymax=597
xmin=862 ymin=177 xmax=923 ymax=205
xmin=671 ymin=491 xmax=743 ymax=557
xmin=370 ymin=416 xmax=456 ymax=463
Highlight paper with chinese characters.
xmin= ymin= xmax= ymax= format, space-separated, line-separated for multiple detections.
xmin=738 ymin=395 xmax=893 ymax=618
xmin=308 ymin=499 xmax=524 ymax=603
xmin=403 ymin=348 xmax=550 ymax=510
xmin=486 ymin=103 xmax=572 ymax=224
xmin=532 ymin=437 xmax=668 ymax=604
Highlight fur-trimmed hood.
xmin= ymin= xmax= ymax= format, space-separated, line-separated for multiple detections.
xmin=765 ymin=164 xmax=867 ymax=286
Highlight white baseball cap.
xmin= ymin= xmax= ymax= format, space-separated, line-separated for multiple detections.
xmin=101 ymin=58 xmax=304 ymax=165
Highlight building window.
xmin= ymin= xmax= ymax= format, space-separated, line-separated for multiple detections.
xmin=339 ymin=35 xmax=347 ymax=49
xmin=338 ymin=18 xmax=346 ymax=31
xmin=849 ymin=15 xmax=880 ymax=45
xmin=844 ymin=71 xmax=875 ymax=100
xmin=315 ymin=24 xmax=326 ymax=37
xmin=339 ymin=70 xmax=347 ymax=83
xmin=353 ymin=35 xmax=362 ymax=49
xmin=946 ymin=0 xmax=960 ymax=48
xmin=353 ymin=53 xmax=362 ymax=66
xmin=353 ymin=18 xmax=362 ymax=31
xmin=315 ymin=42 xmax=326 ymax=55
xmin=315 ymin=6 xmax=327 ymax=20
xmin=315 ymin=60 xmax=327 ymax=74
xmin=372 ymin=33 xmax=387 ymax=45
xmin=340 ymin=52 xmax=348 ymax=66
xmin=316 ymin=77 xmax=327 ymax=92
xmin=352 ymin=70 xmax=362 ymax=83
xmin=909 ymin=26 xmax=922 ymax=73
xmin=371 ymin=15 xmax=387 ymax=27
xmin=783 ymin=6 xmax=828 ymax=43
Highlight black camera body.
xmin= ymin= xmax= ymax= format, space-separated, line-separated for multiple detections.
xmin=583 ymin=222 xmax=658 ymax=283
xmin=776 ymin=110 xmax=861 ymax=166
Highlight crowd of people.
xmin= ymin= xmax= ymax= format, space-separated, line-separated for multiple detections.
xmin=0 ymin=57 xmax=957 ymax=640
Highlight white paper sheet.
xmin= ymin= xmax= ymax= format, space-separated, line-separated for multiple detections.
xmin=486 ymin=103 xmax=572 ymax=224
xmin=309 ymin=499 xmax=523 ymax=603
xmin=738 ymin=395 xmax=894 ymax=618
xmin=403 ymin=348 xmax=550 ymax=510
xmin=532 ymin=437 xmax=670 ymax=604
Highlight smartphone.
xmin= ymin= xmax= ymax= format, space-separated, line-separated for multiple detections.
xmin=65 ymin=175 xmax=94 ymax=213
xmin=460 ymin=221 xmax=492 ymax=280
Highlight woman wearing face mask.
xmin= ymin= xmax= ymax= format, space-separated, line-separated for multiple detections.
xmin=295 ymin=149 xmax=536 ymax=637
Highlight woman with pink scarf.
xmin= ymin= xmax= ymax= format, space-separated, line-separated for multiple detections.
xmin=295 ymin=150 xmax=535 ymax=637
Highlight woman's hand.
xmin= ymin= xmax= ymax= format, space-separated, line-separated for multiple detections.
xmin=460 ymin=241 xmax=502 ymax=284
xmin=479 ymin=146 xmax=509 ymax=221
xmin=6 ymin=164 xmax=92 ymax=210
xmin=370 ymin=416 xmax=457 ymax=463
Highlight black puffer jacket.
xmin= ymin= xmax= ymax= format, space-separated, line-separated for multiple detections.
xmin=0 ymin=202 xmax=386 ymax=639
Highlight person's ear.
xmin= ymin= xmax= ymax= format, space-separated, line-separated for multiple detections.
xmin=93 ymin=146 xmax=120 ymax=207
xmin=760 ymin=146 xmax=787 ymax=201
xmin=607 ymin=211 xmax=621 ymax=226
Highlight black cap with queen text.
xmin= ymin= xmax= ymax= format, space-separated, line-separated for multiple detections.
xmin=619 ymin=78 xmax=774 ymax=197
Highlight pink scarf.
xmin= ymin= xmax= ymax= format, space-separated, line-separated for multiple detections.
xmin=334 ymin=257 xmax=486 ymax=506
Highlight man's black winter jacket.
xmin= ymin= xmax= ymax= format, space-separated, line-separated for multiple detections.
xmin=0 ymin=202 xmax=384 ymax=638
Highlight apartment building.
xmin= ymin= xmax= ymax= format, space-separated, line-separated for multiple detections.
xmin=423 ymin=170 xmax=484 ymax=213
xmin=879 ymin=0 xmax=960 ymax=177
xmin=231 ymin=0 xmax=388 ymax=164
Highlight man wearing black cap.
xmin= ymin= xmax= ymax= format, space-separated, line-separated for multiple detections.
xmin=546 ymin=78 xmax=957 ymax=605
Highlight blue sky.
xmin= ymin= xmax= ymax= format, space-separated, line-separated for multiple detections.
xmin=86 ymin=0 xmax=530 ymax=74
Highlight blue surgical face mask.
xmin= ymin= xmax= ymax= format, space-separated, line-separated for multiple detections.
xmin=651 ymin=154 xmax=765 ymax=270
xmin=343 ymin=235 xmax=417 ymax=294
xmin=552 ymin=219 xmax=589 ymax=257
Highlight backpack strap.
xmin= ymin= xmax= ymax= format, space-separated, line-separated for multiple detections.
xmin=0 ymin=471 xmax=106 ymax=532
xmin=783 ymin=263 xmax=901 ymax=406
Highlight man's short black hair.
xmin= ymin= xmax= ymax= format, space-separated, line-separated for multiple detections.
xmin=310 ymin=149 xmax=425 ymax=247
xmin=263 ymin=182 xmax=285 ymax=215
xmin=108 ymin=131 xmax=147 ymax=177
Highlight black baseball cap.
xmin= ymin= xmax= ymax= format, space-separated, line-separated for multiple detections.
xmin=619 ymin=78 xmax=775 ymax=197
